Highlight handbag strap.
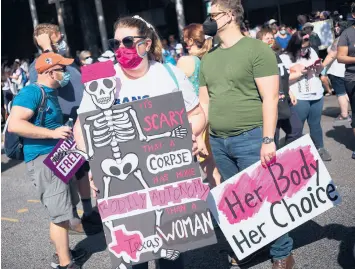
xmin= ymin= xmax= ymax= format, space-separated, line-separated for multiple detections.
xmin=163 ymin=63 xmax=179 ymax=90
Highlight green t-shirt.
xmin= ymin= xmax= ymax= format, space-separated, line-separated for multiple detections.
xmin=199 ymin=37 xmax=278 ymax=138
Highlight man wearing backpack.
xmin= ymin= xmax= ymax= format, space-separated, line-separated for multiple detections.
xmin=8 ymin=52 xmax=83 ymax=269
xmin=29 ymin=23 xmax=102 ymax=245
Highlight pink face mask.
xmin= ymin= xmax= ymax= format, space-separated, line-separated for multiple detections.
xmin=115 ymin=47 xmax=145 ymax=69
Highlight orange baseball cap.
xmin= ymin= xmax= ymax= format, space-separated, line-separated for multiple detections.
xmin=35 ymin=52 xmax=74 ymax=74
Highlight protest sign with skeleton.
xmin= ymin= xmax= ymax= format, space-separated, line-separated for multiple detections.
xmin=78 ymin=61 xmax=185 ymax=268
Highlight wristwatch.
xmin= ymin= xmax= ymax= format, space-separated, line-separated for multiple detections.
xmin=262 ymin=137 xmax=274 ymax=144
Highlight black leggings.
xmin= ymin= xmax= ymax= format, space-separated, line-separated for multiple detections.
xmin=345 ymin=80 xmax=355 ymax=128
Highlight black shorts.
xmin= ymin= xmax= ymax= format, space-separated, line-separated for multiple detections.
xmin=329 ymin=75 xmax=347 ymax=97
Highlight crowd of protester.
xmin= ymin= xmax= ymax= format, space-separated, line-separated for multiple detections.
xmin=2 ymin=0 xmax=355 ymax=269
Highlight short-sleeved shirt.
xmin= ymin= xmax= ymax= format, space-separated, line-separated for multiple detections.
xmin=77 ymin=61 xmax=199 ymax=115
xmin=276 ymin=54 xmax=290 ymax=97
xmin=199 ymin=37 xmax=278 ymax=138
xmin=338 ymin=26 xmax=355 ymax=81
xmin=12 ymin=84 xmax=63 ymax=162
xmin=276 ymin=35 xmax=291 ymax=49
xmin=327 ymin=38 xmax=345 ymax=78
xmin=280 ymin=48 xmax=323 ymax=101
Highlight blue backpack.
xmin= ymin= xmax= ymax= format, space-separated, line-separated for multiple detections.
xmin=4 ymin=84 xmax=47 ymax=160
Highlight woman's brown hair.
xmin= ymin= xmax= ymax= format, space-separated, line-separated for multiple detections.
xmin=183 ymin=23 xmax=212 ymax=58
xmin=114 ymin=16 xmax=163 ymax=62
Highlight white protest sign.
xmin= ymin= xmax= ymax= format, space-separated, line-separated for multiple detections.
xmin=207 ymin=135 xmax=341 ymax=260
xmin=311 ymin=19 xmax=335 ymax=50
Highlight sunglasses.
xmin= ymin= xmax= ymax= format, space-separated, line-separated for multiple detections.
xmin=303 ymin=38 xmax=310 ymax=42
xmin=84 ymin=56 xmax=92 ymax=60
xmin=108 ymin=36 xmax=147 ymax=50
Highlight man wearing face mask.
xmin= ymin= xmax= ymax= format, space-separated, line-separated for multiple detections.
xmin=8 ymin=53 xmax=86 ymax=269
xmin=200 ymin=0 xmax=295 ymax=268
xmin=28 ymin=24 xmax=103 ymax=246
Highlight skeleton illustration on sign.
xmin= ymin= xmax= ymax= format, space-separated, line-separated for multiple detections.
xmin=79 ymin=61 xmax=184 ymax=268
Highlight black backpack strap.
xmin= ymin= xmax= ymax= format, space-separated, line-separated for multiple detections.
xmin=34 ymin=83 xmax=48 ymax=126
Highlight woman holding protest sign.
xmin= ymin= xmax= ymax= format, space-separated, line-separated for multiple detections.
xmin=280 ymin=31 xmax=332 ymax=162
xmin=73 ymin=15 xmax=206 ymax=269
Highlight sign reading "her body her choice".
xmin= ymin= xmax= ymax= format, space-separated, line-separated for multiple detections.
xmin=207 ymin=135 xmax=341 ymax=260
xmin=79 ymin=92 xmax=216 ymax=268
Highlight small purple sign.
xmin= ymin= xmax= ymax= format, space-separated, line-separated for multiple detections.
xmin=43 ymin=136 xmax=86 ymax=184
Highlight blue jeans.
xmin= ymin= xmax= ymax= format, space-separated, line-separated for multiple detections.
xmin=209 ymin=127 xmax=293 ymax=260
xmin=293 ymin=98 xmax=324 ymax=149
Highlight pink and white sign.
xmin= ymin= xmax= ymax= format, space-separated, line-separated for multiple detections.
xmin=207 ymin=135 xmax=341 ymax=260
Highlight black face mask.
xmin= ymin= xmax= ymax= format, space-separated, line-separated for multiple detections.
xmin=203 ymin=17 xmax=218 ymax=37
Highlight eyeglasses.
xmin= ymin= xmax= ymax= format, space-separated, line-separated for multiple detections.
xmin=108 ymin=36 xmax=147 ymax=50
xmin=50 ymin=66 xmax=66 ymax=73
xmin=209 ymin=11 xmax=227 ymax=20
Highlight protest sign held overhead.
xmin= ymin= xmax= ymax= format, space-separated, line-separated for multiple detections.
xmin=78 ymin=61 xmax=216 ymax=269
xmin=207 ymin=135 xmax=341 ymax=260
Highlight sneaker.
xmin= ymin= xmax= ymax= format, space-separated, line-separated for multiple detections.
xmin=318 ymin=148 xmax=332 ymax=161
xmin=82 ymin=211 xmax=103 ymax=236
xmin=272 ymin=254 xmax=295 ymax=269
xmin=333 ymin=115 xmax=352 ymax=126
xmin=51 ymin=249 xmax=88 ymax=269
xmin=352 ymin=151 xmax=355 ymax=160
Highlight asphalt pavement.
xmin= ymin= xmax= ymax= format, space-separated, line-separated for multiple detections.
xmin=1 ymin=95 xmax=354 ymax=269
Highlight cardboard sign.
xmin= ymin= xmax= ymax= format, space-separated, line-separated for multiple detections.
xmin=207 ymin=135 xmax=341 ymax=260
xmin=79 ymin=92 xmax=217 ymax=268
xmin=43 ymin=136 xmax=86 ymax=184
xmin=311 ymin=19 xmax=335 ymax=50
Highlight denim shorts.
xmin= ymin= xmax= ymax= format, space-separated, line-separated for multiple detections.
xmin=329 ymin=75 xmax=347 ymax=97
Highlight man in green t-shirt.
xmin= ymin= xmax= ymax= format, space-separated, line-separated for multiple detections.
xmin=200 ymin=1 xmax=295 ymax=268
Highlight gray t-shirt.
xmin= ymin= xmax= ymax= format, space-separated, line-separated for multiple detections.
xmin=338 ymin=26 xmax=355 ymax=81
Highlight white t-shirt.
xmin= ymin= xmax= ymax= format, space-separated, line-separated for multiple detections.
xmin=280 ymin=48 xmax=323 ymax=101
xmin=326 ymin=38 xmax=345 ymax=78
xmin=13 ymin=68 xmax=24 ymax=90
xmin=77 ymin=61 xmax=199 ymax=115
